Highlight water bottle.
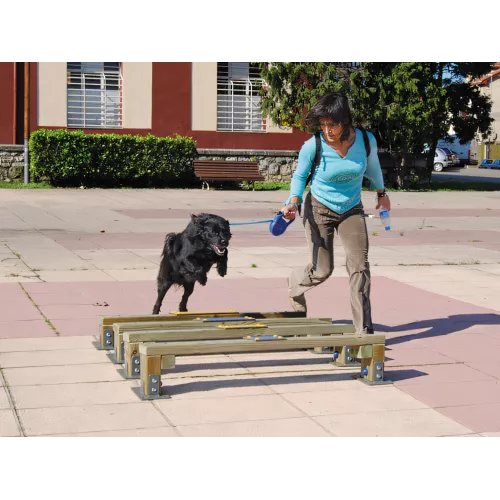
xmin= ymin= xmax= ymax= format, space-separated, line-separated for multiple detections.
xmin=379 ymin=208 xmax=391 ymax=231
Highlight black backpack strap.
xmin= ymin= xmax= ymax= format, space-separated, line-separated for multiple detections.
xmin=359 ymin=127 xmax=371 ymax=158
xmin=298 ymin=132 xmax=321 ymax=216
xmin=305 ymin=131 xmax=321 ymax=187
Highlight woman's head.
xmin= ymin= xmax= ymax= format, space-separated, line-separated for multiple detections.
xmin=305 ymin=92 xmax=353 ymax=142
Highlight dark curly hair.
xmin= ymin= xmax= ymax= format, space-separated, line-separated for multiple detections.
xmin=304 ymin=92 xmax=353 ymax=142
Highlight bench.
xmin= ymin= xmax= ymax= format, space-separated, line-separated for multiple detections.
xmin=106 ymin=310 xmax=306 ymax=362
xmin=193 ymin=160 xmax=265 ymax=190
xmin=118 ymin=318 xmax=348 ymax=377
xmin=138 ymin=334 xmax=387 ymax=399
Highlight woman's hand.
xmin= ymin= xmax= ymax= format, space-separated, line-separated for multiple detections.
xmin=283 ymin=203 xmax=298 ymax=220
xmin=376 ymin=194 xmax=391 ymax=211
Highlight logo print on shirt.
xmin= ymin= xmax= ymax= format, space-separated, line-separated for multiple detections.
xmin=331 ymin=171 xmax=359 ymax=183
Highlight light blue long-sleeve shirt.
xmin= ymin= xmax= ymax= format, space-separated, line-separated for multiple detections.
xmin=286 ymin=129 xmax=385 ymax=214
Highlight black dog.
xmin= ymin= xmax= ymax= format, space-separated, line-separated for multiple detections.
xmin=152 ymin=213 xmax=231 ymax=314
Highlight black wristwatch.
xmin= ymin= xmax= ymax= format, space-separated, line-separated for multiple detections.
xmin=377 ymin=190 xmax=387 ymax=198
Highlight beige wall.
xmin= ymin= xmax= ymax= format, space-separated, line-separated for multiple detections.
xmin=122 ymin=62 xmax=152 ymax=129
xmin=192 ymin=62 xmax=217 ymax=131
xmin=267 ymin=117 xmax=292 ymax=134
xmin=491 ymin=77 xmax=500 ymax=140
xmin=191 ymin=62 xmax=291 ymax=134
xmin=38 ymin=63 xmax=67 ymax=127
xmin=480 ymin=78 xmax=500 ymax=141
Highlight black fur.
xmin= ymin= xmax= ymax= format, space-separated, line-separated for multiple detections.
xmin=152 ymin=213 xmax=232 ymax=314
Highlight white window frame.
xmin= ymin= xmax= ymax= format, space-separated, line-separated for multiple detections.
xmin=217 ymin=62 xmax=266 ymax=132
xmin=67 ymin=62 xmax=123 ymax=128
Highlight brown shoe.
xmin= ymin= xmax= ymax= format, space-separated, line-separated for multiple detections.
xmin=289 ymin=295 xmax=307 ymax=313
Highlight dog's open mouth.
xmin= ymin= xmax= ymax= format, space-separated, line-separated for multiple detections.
xmin=211 ymin=244 xmax=226 ymax=256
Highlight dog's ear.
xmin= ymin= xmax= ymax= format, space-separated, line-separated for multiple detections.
xmin=190 ymin=214 xmax=201 ymax=230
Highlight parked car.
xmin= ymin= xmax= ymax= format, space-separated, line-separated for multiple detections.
xmin=450 ymin=150 xmax=461 ymax=166
xmin=479 ymin=159 xmax=500 ymax=169
xmin=433 ymin=148 xmax=454 ymax=172
xmin=437 ymin=137 xmax=470 ymax=165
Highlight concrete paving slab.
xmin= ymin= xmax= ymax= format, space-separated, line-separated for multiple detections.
xmin=154 ymin=394 xmax=304 ymax=426
xmin=176 ymin=417 xmax=333 ymax=437
xmin=0 ymin=409 xmax=20 ymax=436
xmin=314 ymin=408 xmax=473 ymax=437
xmin=19 ymin=402 xmax=169 ymax=436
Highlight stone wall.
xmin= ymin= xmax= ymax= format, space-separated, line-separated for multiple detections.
xmin=0 ymin=145 xmax=24 ymax=182
xmin=195 ymin=148 xmax=416 ymax=186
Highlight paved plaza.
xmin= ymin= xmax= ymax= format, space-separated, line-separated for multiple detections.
xmin=1 ymin=187 xmax=500 ymax=436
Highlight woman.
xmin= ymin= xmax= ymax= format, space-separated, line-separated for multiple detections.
xmin=283 ymin=92 xmax=391 ymax=337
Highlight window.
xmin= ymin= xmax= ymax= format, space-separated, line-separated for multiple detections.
xmin=217 ymin=63 xmax=265 ymax=132
xmin=67 ymin=62 xmax=122 ymax=128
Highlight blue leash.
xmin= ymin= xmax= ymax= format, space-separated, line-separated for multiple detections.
xmin=229 ymin=219 xmax=274 ymax=226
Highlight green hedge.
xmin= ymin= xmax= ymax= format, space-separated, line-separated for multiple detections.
xmin=29 ymin=129 xmax=197 ymax=187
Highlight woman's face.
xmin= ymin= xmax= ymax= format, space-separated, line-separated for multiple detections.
xmin=319 ymin=120 xmax=344 ymax=142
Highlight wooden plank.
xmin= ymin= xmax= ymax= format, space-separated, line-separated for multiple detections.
xmin=98 ymin=310 xmax=239 ymax=350
xmin=112 ymin=312 xmax=250 ymax=361
xmin=124 ymin=323 xmax=355 ymax=344
xmin=124 ymin=341 xmax=140 ymax=378
xmin=139 ymin=334 xmax=386 ymax=356
xmin=199 ymin=179 xmax=264 ymax=182
xmin=121 ymin=321 xmax=352 ymax=372
xmin=100 ymin=313 xmax=177 ymax=328
xmin=364 ymin=344 xmax=385 ymax=383
xmin=195 ymin=166 xmax=260 ymax=171
xmin=195 ymin=168 xmax=260 ymax=172
xmin=107 ymin=310 xmax=309 ymax=355
xmin=194 ymin=168 xmax=261 ymax=172
xmin=103 ymin=311 xmax=239 ymax=329
xmin=196 ymin=174 xmax=262 ymax=177
xmin=140 ymin=354 xmax=161 ymax=397
xmin=115 ymin=316 xmax=336 ymax=336
xmin=334 ymin=345 xmax=357 ymax=366
xmin=194 ymin=161 xmax=258 ymax=166
xmin=357 ymin=345 xmax=373 ymax=359
xmin=161 ymin=355 xmax=175 ymax=370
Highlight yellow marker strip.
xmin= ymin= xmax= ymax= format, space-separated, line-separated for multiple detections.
xmin=218 ymin=323 xmax=267 ymax=329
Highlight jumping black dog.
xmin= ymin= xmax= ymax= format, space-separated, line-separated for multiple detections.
xmin=152 ymin=213 xmax=231 ymax=314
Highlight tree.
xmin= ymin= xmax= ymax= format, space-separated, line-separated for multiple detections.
xmin=348 ymin=63 xmax=446 ymax=186
xmin=257 ymin=62 xmax=493 ymax=187
xmin=257 ymin=63 xmax=359 ymax=129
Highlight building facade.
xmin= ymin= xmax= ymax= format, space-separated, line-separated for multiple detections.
xmin=473 ymin=62 xmax=500 ymax=162
xmin=0 ymin=62 xmax=308 ymax=151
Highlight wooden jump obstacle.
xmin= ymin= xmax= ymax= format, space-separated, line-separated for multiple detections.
xmin=112 ymin=315 xmax=340 ymax=365
xmin=138 ymin=333 xmax=387 ymax=399
xmin=97 ymin=311 xmax=388 ymax=400
xmin=120 ymin=318 xmax=354 ymax=378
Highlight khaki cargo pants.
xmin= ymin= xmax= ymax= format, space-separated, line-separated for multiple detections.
xmin=288 ymin=192 xmax=374 ymax=335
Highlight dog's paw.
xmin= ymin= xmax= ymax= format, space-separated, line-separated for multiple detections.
xmin=217 ymin=257 xmax=228 ymax=277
